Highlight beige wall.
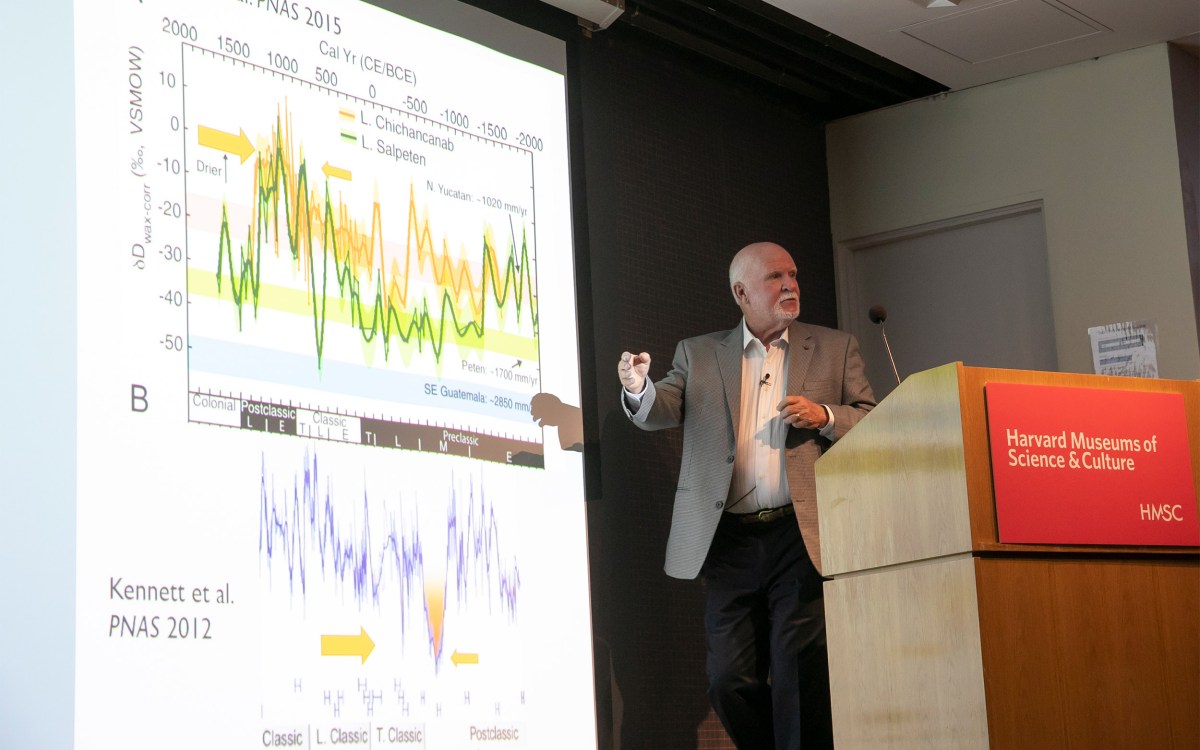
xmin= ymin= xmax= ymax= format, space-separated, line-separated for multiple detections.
xmin=826 ymin=43 xmax=1200 ymax=380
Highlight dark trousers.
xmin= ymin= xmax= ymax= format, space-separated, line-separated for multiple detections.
xmin=701 ymin=513 xmax=833 ymax=750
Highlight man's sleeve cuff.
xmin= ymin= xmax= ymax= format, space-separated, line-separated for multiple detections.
xmin=819 ymin=405 xmax=836 ymax=438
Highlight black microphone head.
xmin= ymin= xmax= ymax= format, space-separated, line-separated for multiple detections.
xmin=868 ymin=305 xmax=887 ymax=325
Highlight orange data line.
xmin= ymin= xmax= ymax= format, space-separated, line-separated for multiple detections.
xmin=246 ymin=103 xmax=510 ymax=324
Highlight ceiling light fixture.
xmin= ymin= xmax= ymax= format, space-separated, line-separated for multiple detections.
xmin=926 ymin=0 xmax=961 ymax=7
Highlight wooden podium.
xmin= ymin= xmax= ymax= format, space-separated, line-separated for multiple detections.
xmin=815 ymin=363 xmax=1200 ymax=750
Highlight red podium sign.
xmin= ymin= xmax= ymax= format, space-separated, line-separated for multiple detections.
xmin=985 ymin=382 xmax=1199 ymax=546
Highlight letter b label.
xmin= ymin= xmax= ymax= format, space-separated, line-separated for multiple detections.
xmin=131 ymin=384 xmax=149 ymax=412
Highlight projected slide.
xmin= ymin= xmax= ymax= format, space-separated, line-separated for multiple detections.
xmin=74 ymin=1 xmax=593 ymax=748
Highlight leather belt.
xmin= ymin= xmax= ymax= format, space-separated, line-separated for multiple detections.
xmin=726 ymin=504 xmax=795 ymax=524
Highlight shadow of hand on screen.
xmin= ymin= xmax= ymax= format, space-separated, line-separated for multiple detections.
xmin=530 ymin=392 xmax=583 ymax=452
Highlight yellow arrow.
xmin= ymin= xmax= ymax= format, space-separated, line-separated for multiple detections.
xmin=451 ymin=650 xmax=479 ymax=667
xmin=322 ymin=162 xmax=352 ymax=181
xmin=197 ymin=125 xmax=256 ymax=163
xmin=321 ymin=627 xmax=375 ymax=664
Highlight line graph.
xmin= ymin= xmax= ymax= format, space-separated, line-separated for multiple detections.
xmin=259 ymin=448 xmax=521 ymax=668
xmin=182 ymin=44 xmax=544 ymax=432
xmin=201 ymin=105 xmax=538 ymax=368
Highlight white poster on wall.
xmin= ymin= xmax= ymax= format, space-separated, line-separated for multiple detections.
xmin=1088 ymin=319 xmax=1159 ymax=378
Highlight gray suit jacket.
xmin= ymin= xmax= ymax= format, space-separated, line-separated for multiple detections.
xmin=625 ymin=321 xmax=876 ymax=579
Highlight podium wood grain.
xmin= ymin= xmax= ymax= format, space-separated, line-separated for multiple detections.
xmin=816 ymin=363 xmax=1200 ymax=750
xmin=825 ymin=555 xmax=989 ymax=750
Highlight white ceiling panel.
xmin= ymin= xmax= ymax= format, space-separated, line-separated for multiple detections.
xmin=762 ymin=0 xmax=1199 ymax=89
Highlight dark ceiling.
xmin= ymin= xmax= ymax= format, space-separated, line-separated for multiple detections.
xmin=617 ymin=0 xmax=947 ymax=118
xmin=461 ymin=0 xmax=948 ymax=119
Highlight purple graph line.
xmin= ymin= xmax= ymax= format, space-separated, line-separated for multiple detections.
xmin=258 ymin=449 xmax=521 ymax=663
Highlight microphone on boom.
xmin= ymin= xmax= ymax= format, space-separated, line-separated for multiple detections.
xmin=868 ymin=305 xmax=902 ymax=386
